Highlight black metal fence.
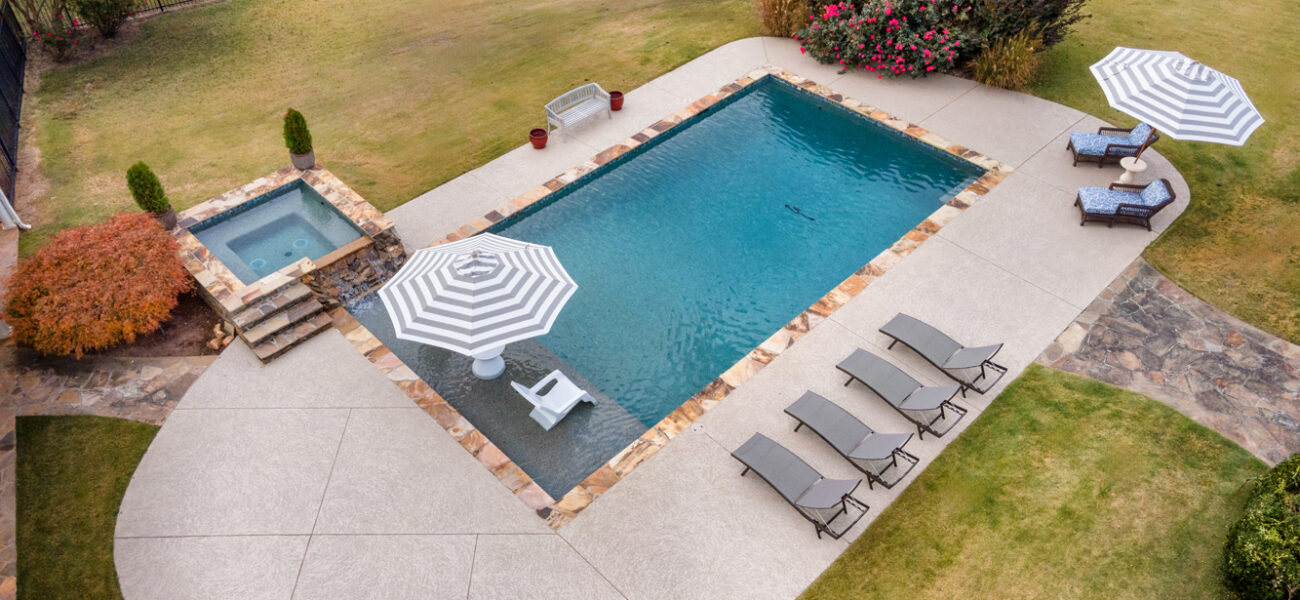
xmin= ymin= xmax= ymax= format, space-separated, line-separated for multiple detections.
xmin=0 ymin=1 xmax=23 ymax=203
xmin=129 ymin=0 xmax=210 ymax=18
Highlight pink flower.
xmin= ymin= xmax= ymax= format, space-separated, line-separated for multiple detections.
xmin=800 ymin=47 xmax=806 ymax=53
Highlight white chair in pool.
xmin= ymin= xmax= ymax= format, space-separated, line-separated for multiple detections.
xmin=510 ymin=370 xmax=596 ymax=431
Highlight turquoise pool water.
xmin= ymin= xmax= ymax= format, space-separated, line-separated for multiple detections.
xmin=349 ymin=76 xmax=983 ymax=496
xmin=493 ymin=77 xmax=983 ymax=427
xmin=190 ymin=180 xmax=364 ymax=284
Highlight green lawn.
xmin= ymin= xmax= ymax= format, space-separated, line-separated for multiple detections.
xmin=19 ymin=0 xmax=758 ymax=252
xmin=800 ymin=365 xmax=1266 ymax=600
xmin=1030 ymin=0 xmax=1300 ymax=343
xmin=15 ymin=416 xmax=159 ymax=600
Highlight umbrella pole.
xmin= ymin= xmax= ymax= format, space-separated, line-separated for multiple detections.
xmin=471 ymin=345 xmax=507 ymax=380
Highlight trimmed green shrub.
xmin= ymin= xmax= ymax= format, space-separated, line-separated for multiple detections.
xmin=758 ymin=0 xmax=811 ymax=37
xmin=1224 ymin=455 xmax=1300 ymax=600
xmin=797 ymin=0 xmax=974 ymax=79
xmin=70 ymin=0 xmax=134 ymax=37
xmin=125 ymin=162 xmax=169 ymax=214
xmin=971 ymin=28 xmax=1041 ymax=90
xmin=969 ymin=0 xmax=1088 ymax=49
xmin=283 ymin=108 xmax=313 ymax=154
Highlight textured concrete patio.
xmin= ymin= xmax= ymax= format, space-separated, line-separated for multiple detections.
xmin=115 ymin=37 xmax=1188 ymax=599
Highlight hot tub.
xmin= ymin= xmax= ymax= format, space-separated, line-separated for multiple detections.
xmin=189 ymin=180 xmax=366 ymax=285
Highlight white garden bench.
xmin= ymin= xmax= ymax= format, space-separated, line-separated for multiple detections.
xmin=545 ymin=83 xmax=611 ymax=141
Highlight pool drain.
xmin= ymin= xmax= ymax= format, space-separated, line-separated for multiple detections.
xmin=249 ymin=258 xmax=267 ymax=270
xmin=292 ymin=238 xmax=309 ymax=250
xmin=784 ymin=204 xmax=815 ymax=221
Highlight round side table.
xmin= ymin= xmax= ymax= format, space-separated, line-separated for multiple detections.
xmin=1117 ymin=156 xmax=1148 ymax=185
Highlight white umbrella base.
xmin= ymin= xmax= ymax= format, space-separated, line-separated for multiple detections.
xmin=471 ymin=345 xmax=507 ymax=380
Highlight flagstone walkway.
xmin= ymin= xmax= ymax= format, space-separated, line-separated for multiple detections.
xmin=1038 ymin=259 xmax=1300 ymax=465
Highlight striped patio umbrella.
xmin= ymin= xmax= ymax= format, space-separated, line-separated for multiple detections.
xmin=378 ymin=233 xmax=578 ymax=379
xmin=1090 ymin=47 xmax=1264 ymax=146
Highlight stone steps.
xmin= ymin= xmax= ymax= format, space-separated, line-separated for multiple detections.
xmin=250 ymin=311 xmax=333 ymax=363
xmin=227 ymin=281 xmax=334 ymax=363
xmin=230 ymin=283 xmax=314 ymax=332
xmin=241 ymin=297 xmax=325 ymax=347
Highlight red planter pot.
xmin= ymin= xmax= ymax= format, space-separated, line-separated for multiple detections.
xmin=610 ymin=91 xmax=624 ymax=111
xmin=529 ymin=128 xmax=548 ymax=149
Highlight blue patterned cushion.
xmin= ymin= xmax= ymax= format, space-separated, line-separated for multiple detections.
xmin=1069 ymin=132 xmax=1138 ymax=157
xmin=1139 ymin=179 xmax=1171 ymax=206
xmin=1126 ymin=123 xmax=1154 ymax=146
xmin=1077 ymin=187 xmax=1140 ymax=215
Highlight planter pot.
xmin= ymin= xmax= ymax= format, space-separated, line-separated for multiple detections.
xmin=290 ymin=150 xmax=316 ymax=170
xmin=529 ymin=128 xmax=548 ymax=150
xmin=154 ymin=207 xmax=177 ymax=230
xmin=610 ymin=91 xmax=624 ymax=111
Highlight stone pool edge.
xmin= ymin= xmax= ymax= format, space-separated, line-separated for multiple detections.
xmin=175 ymin=167 xmax=396 ymax=316
xmin=329 ymin=65 xmax=1013 ymax=529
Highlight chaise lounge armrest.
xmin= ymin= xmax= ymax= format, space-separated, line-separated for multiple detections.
xmin=795 ymin=478 xmax=861 ymax=510
xmin=942 ymin=343 xmax=1003 ymax=370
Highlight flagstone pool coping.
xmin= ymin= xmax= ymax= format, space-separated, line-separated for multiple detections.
xmin=329 ymin=65 xmax=1012 ymax=528
xmin=173 ymin=167 xmax=397 ymax=318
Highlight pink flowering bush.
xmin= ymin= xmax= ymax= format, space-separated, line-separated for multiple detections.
xmin=32 ymin=12 xmax=81 ymax=62
xmin=796 ymin=0 xmax=974 ymax=79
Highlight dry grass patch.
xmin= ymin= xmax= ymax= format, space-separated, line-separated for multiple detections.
xmin=20 ymin=0 xmax=758 ymax=253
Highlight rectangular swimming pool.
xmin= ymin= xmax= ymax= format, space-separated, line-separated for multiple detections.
xmin=494 ymin=77 xmax=982 ymax=425
xmin=190 ymin=180 xmax=365 ymax=284
xmin=349 ymin=75 xmax=983 ymax=497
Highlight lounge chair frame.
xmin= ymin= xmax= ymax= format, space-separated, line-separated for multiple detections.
xmin=1066 ymin=125 xmax=1160 ymax=167
xmin=1074 ymin=178 xmax=1177 ymax=231
xmin=732 ymin=434 xmax=869 ymax=540
xmin=878 ymin=314 xmax=1008 ymax=396
xmin=785 ymin=392 xmax=919 ymax=490
xmin=836 ymin=350 xmax=967 ymax=440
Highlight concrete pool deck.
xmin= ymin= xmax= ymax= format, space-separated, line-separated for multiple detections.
xmin=114 ymin=37 xmax=1189 ymax=599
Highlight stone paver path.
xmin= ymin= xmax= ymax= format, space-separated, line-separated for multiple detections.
xmin=1039 ymin=259 xmax=1300 ymax=464
xmin=6 ymin=351 xmax=216 ymax=424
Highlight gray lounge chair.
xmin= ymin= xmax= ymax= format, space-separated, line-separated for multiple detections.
xmin=785 ymin=391 xmax=918 ymax=489
xmin=836 ymin=348 xmax=966 ymax=439
xmin=878 ymin=313 xmax=1007 ymax=395
xmin=731 ymin=433 xmax=869 ymax=539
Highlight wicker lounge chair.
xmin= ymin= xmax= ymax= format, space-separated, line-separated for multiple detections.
xmin=545 ymin=83 xmax=611 ymax=141
xmin=878 ymin=313 xmax=1007 ymax=395
xmin=1074 ymin=178 xmax=1176 ymax=231
xmin=731 ymin=433 xmax=869 ymax=539
xmin=785 ymin=391 xmax=918 ymax=489
xmin=836 ymin=349 xmax=966 ymax=439
xmin=1066 ymin=122 xmax=1159 ymax=167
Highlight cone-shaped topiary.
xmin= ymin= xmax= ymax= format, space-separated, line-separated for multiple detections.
xmin=283 ymin=108 xmax=313 ymax=155
xmin=126 ymin=162 xmax=170 ymax=214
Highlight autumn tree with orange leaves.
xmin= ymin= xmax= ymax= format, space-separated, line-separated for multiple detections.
xmin=3 ymin=213 xmax=192 ymax=357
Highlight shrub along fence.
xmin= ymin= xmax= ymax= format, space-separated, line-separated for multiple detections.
xmin=0 ymin=1 xmax=24 ymax=204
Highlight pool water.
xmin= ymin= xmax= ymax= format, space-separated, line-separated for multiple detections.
xmin=348 ymin=75 xmax=983 ymax=496
xmin=493 ymin=77 xmax=983 ymax=427
xmin=190 ymin=180 xmax=364 ymax=284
